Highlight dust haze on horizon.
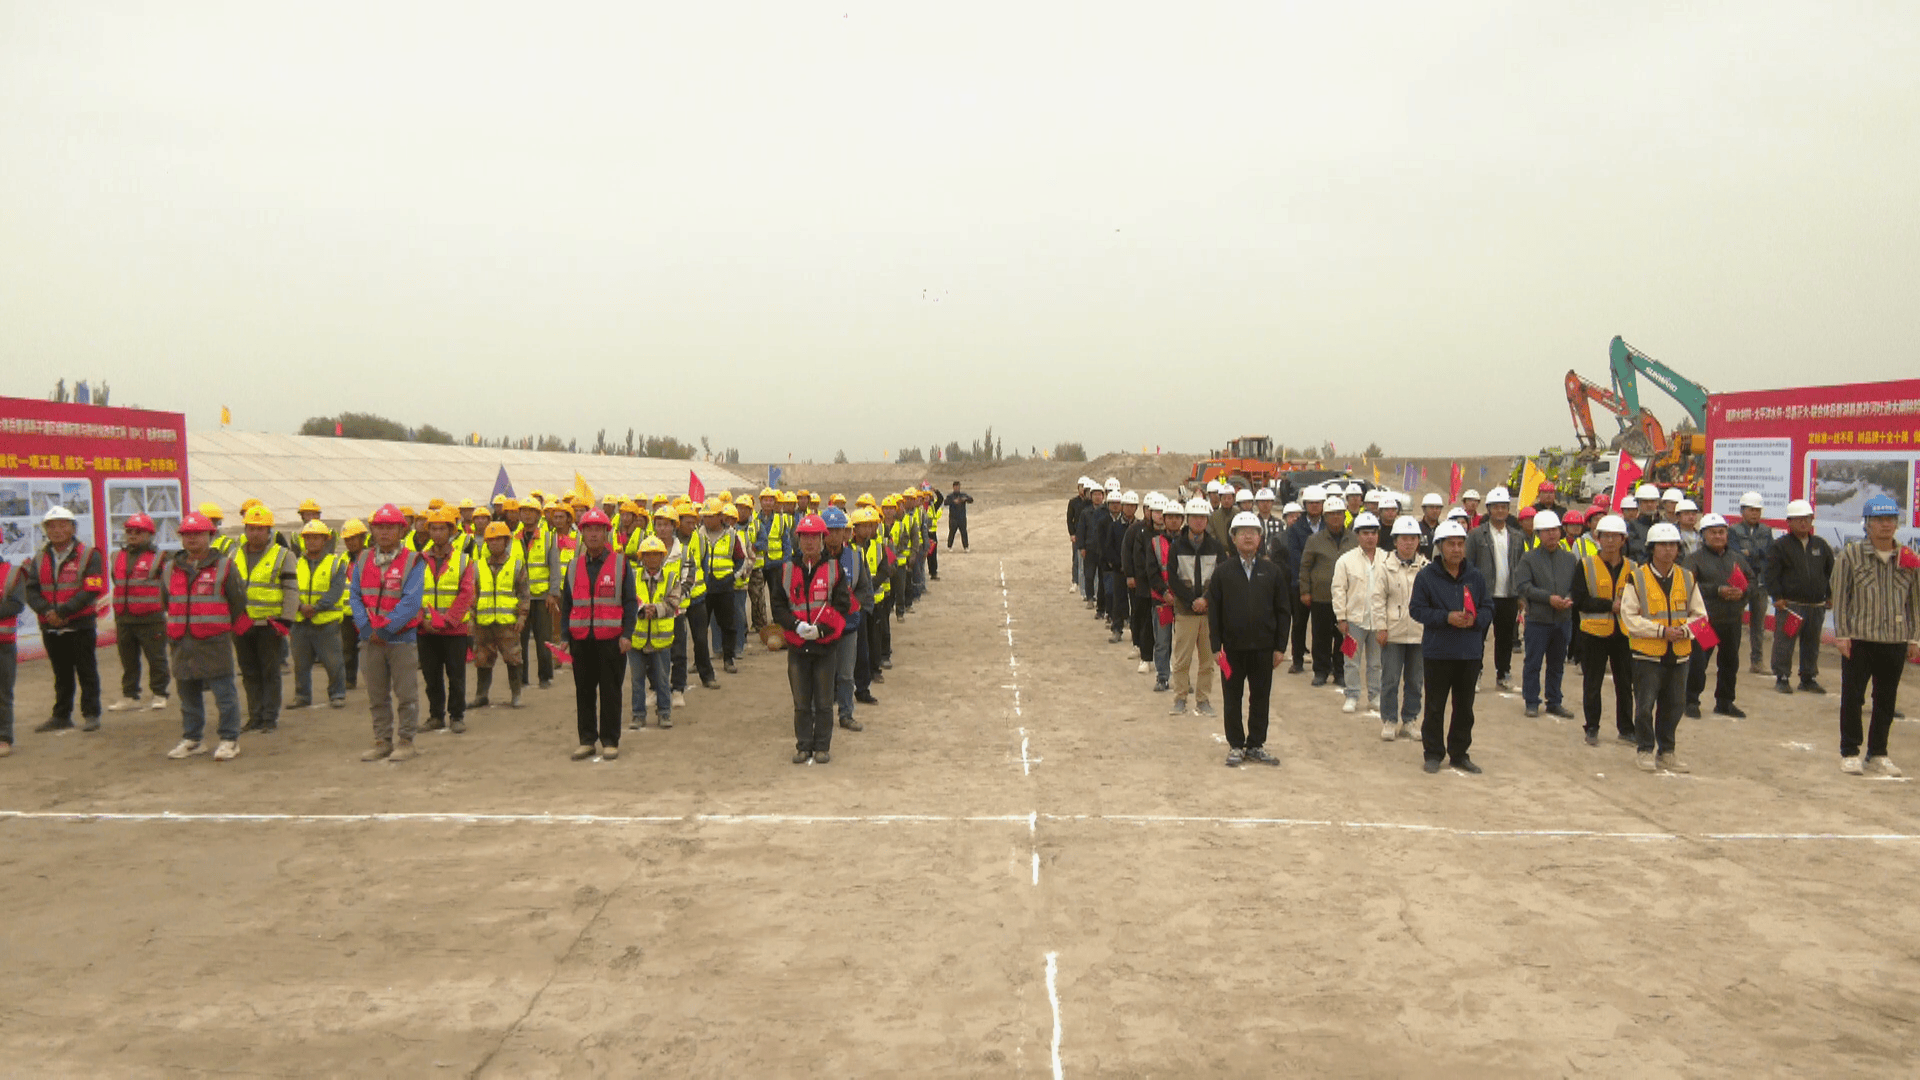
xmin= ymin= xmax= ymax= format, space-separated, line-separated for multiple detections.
xmin=3 ymin=3 xmax=1916 ymax=465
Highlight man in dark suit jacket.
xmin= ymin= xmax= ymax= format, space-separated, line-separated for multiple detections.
xmin=1206 ymin=512 xmax=1295 ymax=767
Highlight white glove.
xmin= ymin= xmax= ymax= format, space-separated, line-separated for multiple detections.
xmin=796 ymin=621 xmax=819 ymax=640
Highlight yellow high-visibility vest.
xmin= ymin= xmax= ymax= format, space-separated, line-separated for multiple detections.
xmin=235 ymin=544 xmax=289 ymax=622
xmin=295 ymin=553 xmax=346 ymax=625
xmin=1628 ymin=563 xmax=1694 ymax=659
xmin=474 ymin=553 xmax=522 ymax=626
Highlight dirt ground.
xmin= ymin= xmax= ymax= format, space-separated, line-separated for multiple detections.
xmin=3 ymin=487 xmax=1918 ymax=1077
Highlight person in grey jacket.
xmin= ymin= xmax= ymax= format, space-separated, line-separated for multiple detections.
xmin=1726 ymin=492 xmax=1774 ymax=673
xmin=1298 ymin=503 xmax=1357 ymax=687
xmin=1514 ymin=511 xmax=1579 ymax=718
xmin=1464 ymin=488 xmax=1526 ymax=690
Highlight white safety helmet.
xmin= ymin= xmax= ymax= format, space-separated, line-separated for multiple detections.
xmin=1143 ymin=494 xmax=1163 ymax=512
xmin=1739 ymin=491 xmax=1765 ymax=510
xmin=1345 ymin=482 xmax=1365 ymax=496
xmin=1646 ymin=522 xmax=1682 ymax=544
xmin=1363 ymin=488 xmax=1382 ymax=505
xmin=1534 ymin=510 xmax=1562 ymax=531
xmin=1675 ymin=498 xmax=1698 ymax=513
xmin=1422 ymin=493 xmax=1444 ymax=508
xmin=1229 ymin=511 xmax=1262 ymax=532
xmin=1620 ymin=497 xmax=1639 ymax=510
xmin=1461 ymin=489 xmax=1482 ymax=502
xmin=1376 ymin=496 xmax=1398 ymax=512
xmin=1322 ymin=499 xmax=1348 ymax=517
xmin=1185 ymin=497 xmax=1212 ymax=516
xmin=1302 ymin=485 xmax=1326 ymax=503
xmin=1433 ymin=520 xmax=1468 ymax=542
xmin=1078 ymin=476 xmax=1093 ymax=488
xmin=1484 ymin=486 xmax=1512 ymax=504
xmin=1281 ymin=502 xmax=1302 ymax=515
xmin=1119 ymin=490 xmax=1140 ymax=505
xmin=1254 ymin=488 xmax=1275 ymax=502
xmin=1635 ymin=484 xmax=1661 ymax=501
xmin=1594 ymin=514 xmax=1628 ymax=535
xmin=1447 ymin=507 xmax=1469 ymax=520
xmin=1390 ymin=516 xmax=1422 ymax=537
xmin=1661 ymin=488 xmax=1685 ymax=503
xmin=1785 ymin=499 xmax=1814 ymax=518
xmin=1699 ymin=513 xmax=1727 ymax=529
xmin=42 ymin=505 xmax=77 ymax=524
xmin=1353 ymin=512 xmax=1381 ymax=530
xmin=1162 ymin=499 xmax=1186 ymax=517
xmin=1105 ymin=476 xmax=1121 ymax=489
xmin=1234 ymin=487 xmax=1254 ymax=502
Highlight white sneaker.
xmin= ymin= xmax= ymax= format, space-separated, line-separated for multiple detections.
xmin=213 ymin=740 xmax=240 ymax=761
xmin=1136 ymin=660 xmax=1150 ymax=674
xmin=167 ymin=740 xmax=206 ymax=759
xmin=1380 ymin=721 xmax=1396 ymax=742
xmin=107 ymin=697 xmax=140 ymax=712
xmin=1341 ymin=698 xmax=1357 ymax=714
xmin=1841 ymin=755 xmax=1864 ymax=775
xmin=671 ymin=691 xmax=686 ymax=709
xmin=149 ymin=696 xmax=169 ymax=711
xmin=1867 ymin=756 xmax=1903 ymax=778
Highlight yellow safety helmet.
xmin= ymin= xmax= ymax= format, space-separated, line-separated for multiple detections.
xmin=637 ymin=535 xmax=668 ymax=554
xmin=759 ymin=486 xmax=779 ymax=498
xmin=458 ymin=498 xmax=475 ymax=509
xmin=340 ymin=519 xmax=369 ymax=539
xmin=882 ymin=495 xmax=901 ymax=508
xmin=299 ymin=519 xmax=331 ymax=537
xmin=298 ymin=498 xmax=322 ymax=513
xmin=619 ymin=500 xmax=642 ymax=515
xmin=717 ymin=489 xmax=733 ymax=503
xmin=652 ymin=505 xmax=679 ymax=523
xmin=735 ymin=494 xmax=754 ymax=509
xmin=491 ymin=493 xmax=508 ymax=506
xmin=780 ymin=490 xmax=798 ymax=503
xmin=472 ymin=507 xmax=493 ymax=521
xmin=856 ymin=494 xmax=877 ymax=508
xmin=426 ymin=498 xmax=445 ymax=511
xmin=850 ymin=507 xmax=881 ymax=525
xmin=483 ymin=521 xmax=512 ymax=540
xmin=501 ymin=498 xmax=521 ymax=513
xmin=701 ymin=498 xmax=725 ymax=516
xmin=548 ymin=502 xmax=575 ymax=518
xmin=796 ymin=489 xmax=812 ymax=500
xmin=427 ymin=507 xmax=459 ymax=525
xmin=199 ymin=502 xmax=226 ymax=520
xmin=830 ymin=494 xmax=847 ymax=507
xmin=240 ymin=497 xmax=263 ymax=512
xmin=399 ymin=505 xmax=417 ymax=518
xmin=720 ymin=504 xmax=740 ymax=522
xmin=242 ymin=505 xmax=275 ymax=527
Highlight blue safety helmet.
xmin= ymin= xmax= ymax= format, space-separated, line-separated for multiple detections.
xmin=1863 ymin=494 xmax=1899 ymax=519
xmin=821 ymin=507 xmax=850 ymax=529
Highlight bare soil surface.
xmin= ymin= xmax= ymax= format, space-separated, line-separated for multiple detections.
xmin=3 ymin=488 xmax=1917 ymax=1077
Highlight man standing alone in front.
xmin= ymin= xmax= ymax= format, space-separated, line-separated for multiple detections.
xmin=945 ymin=481 xmax=974 ymax=552
xmin=1206 ymin=512 xmax=1291 ymax=767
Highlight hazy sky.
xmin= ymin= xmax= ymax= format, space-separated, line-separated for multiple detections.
xmin=4 ymin=3 xmax=1916 ymax=462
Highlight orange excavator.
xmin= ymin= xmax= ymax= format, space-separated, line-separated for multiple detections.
xmin=1565 ymin=370 xmax=1668 ymax=457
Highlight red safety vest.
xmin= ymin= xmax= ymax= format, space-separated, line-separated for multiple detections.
xmin=568 ymin=550 xmax=625 ymax=640
xmin=0 ymin=559 xmax=16 ymax=645
xmin=112 ymin=547 xmax=167 ymax=617
xmin=356 ymin=548 xmax=422 ymax=633
xmin=36 ymin=541 xmax=100 ymax=611
xmin=166 ymin=555 xmax=242 ymax=640
xmin=782 ymin=557 xmax=846 ymax=647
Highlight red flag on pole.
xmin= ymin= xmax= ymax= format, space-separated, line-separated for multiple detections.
xmin=334 ymin=421 xmax=343 ymax=436
xmin=688 ymin=470 xmax=706 ymax=503
xmin=1448 ymin=462 xmax=1464 ymax=503
xmin=1462 ymin=586 xmax=1477 ymax=617
xmin=1612 ymin=451 xmax=1643 ymax=512
xmin=1727 ymin=565 xmax=1749 ymax=590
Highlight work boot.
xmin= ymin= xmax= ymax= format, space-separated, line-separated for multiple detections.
xmin=361 ymin=740 xmax=393 ymax=762
xmin=1714 ymin=703 xmax=1747 ymax=718
xmin=658 ymin=712 xmax=673 ymax=729
xmin=812 ymin=750 xmax=830 ymax=765
xmin=855 ymin=692 xmax=879 ymax=705
xmin=1656 ymin=752 xmax=1690 ymax=774
xmin=240 ymin=718 xmax=263 ymax=734
xmin=1547 ymin=706 xmax=1576 ymax=720
xmin=792 ymin=749 xmax=811 ymax=764
xmin=631 ymin=713 xmax=648 ymax=730
xmin=839 ymin=716 xmax=863 ymax=731
xmin=34 ymin=717 xmax=73 ymax=733
xmin=1584 ymin=730 xmax=1599 ymax=746
xmin=1451 ymin=757 xmax=1482 ymax=775
xmin=1683 ymin=704 xmax=1702 ymax=720
xmin=387 ymin=739 xmax=417 ymax=762
xmin=420 ymin=716 xmax=447 ymax=733
xmin=1287 ymin=660 xmax=1304 ymax=674
xmin=572 ymin=744 xmax=597 ymax=761
xmin=1423 ymin=758 xmax=1443 ymax=774
xmin=701 ymin=677 xmax=721 ymax=691
xmin=471 ymin=669 xmax=492 ymax=709
xmin=1524 ymin=705 xmax=1540 ymax=718
xmin=450 ymin=718 xmax=466 ymax=734
xmin=724 ymin=659 xmax=738 ymax=674
xmin=82 ymin=716 xmax=101 ymax=732
xmin=672 ymin=690 xmax=687 ymax=708
xmin=601 ymin=746 xmax=619 ymax=761
xmin=108 ymin=697 xmax=140 ymax=712
xmin=1636 ymin=751 xmax=1657 ymax=772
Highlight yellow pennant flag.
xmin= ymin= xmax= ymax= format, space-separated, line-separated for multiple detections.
xmin=1372 ymin=463 xmax=1382 ymax=484
xmin=1519 ymin=459 xmax=1548 ymax=508
xmin=572 ymin=471 xmax=595 ymax=505
xmin=220 ymin=405 xmax=231 ymax=426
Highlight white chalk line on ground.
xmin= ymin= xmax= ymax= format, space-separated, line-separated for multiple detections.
xmin=1045 ymin=950 xmax=1064 ymax=1080
xmin=1000 ymin=559 xmax=1043 ymax=885
xmin=4 ymin=808 xmax=1915 ymax=843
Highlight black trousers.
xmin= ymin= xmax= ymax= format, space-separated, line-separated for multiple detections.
xmin=671 ymin=615 xmax=688 ymax=691
xmin=870 ymin=594 xmax=893 ymax=664
xmin=947 ymin=519 xmax=968 ymax=549
xmin=1490 ymin=597 xmax=1520 ymax=678
xmin=233 ymin=625 xmax=283 ymax=727
xmin=688 ymin=598 xmax=716 ymax=680
xmin=1685 ymin=619 xmax=1743 ymax=709
xmin=419 ymin=632 xmax=469 ymax=721
xmin=928 ymin=544 xmax=939 ymax=578
xmin=1106 ymin=572 xmax=1130 ymax=635
xmin=341 ymin=618 xmax=360 ymax=687
xmin=789 ymin=647 xmax=837 ymax=753
xmin=1581 ymin=631 xmax=1635 ymax=738
xmin=44 ymin=628 xmax=101 ymax=721
xmin=1840 ymin=640 xmax=1906 ymax=759
xmin=571 ymin=637 xmax=625 ymax=748
xmin=854 ymin=616 xmax=875 ymax=694
xmin=1309 ymin=601 xmax=1345 ymax=682
xmin=1422 ymin=657 xmax=1480 ymax=762
xmin=1288 ymin=593 xmax=1311 ymax=663
xmin=1130 ymin=592 xmax=1154 ymax=662
xmin=519 ymin=598 xmax=555 ymax=684
xmin=1221 ymin=648 xmax=1274 ymax=750
xmin=1632 ymin=657 xmax=1686 ymax=754
xmin=116 ymin=620 xmax=169 ymax=699
xmin=703 ymin=582 xmax=737 ymax=663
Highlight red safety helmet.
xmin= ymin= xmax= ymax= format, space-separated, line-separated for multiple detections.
xmin=1564 ymin=509 xmax=1587 ymax=525
xmin=578 ymin=508 xmax=611 ymax=527
xmin=794 ymin=513 xmax=829 ymax=535
xmin=124 ymin=513 xmax=157 ymax=532
xmin=178 ymin=512 xmax=216 ymax=534
xmin=1539 ymin=480 xmax=1557 ymax=494
xmin=370 ymin=503 xmax=408 ymax=525
xmin=1518 ymin=506 xmax=1538 ymax=520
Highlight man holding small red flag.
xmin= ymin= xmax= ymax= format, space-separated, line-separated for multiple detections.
xmin=1410 ymin=519 xmax=1492 ymax=774
xmin=1683 ymin=513 xmax=1754 ymax=719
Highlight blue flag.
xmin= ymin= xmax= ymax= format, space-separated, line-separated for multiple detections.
xmin=768 ymin=465 xmax=783 ymax=491
xmin=491 ymin=466 xmax=515 ymax=501
xmin=74 ymin=380 xmax=91 ymax=405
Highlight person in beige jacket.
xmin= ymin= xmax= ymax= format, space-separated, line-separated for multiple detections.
xmin=1330 ymin=512 xmax=1389 ymax=716
xmin=1369 ymin=517 xmax=1430 ymax=741
xmin=1620 ymin=522 xmax=1709 ymax=774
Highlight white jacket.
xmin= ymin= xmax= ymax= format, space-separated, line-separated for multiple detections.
xmin=1369 ymin=550 xmax=1430 ymax=644
xmin=1330 ymin=546 xmax=1389 ymax=629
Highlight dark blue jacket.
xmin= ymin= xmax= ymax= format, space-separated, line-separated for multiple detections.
xmin=1410 ymin=560 xmax=1493 ymax=661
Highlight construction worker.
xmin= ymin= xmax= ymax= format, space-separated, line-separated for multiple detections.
xmin=679 ymin=503 xmax=721 ymax=691
xmin=1145 ymin=498 xmax=1184 ymax=692
xmin=629 ymin=535 xmax=678 ymax=729
xmin=1514 ymin=511 xmax=1578 ymax=720
xmin=1765 ymin=499 xmax=1834 ymax=695
xmin=1464 ymin=486 xmax=1523 ymax=692
xmin=107 ymin=513 xmax=172 ymax=714
xmin=772 ymin=513 xmax=850 ymax=765
xmin=1123 ymin=494 xmax=1160 ymax=674
xmin=296 ymin=499 xmax=335 ymax=553
xmin=851 ymin=506 xmax=888 ymax=703
xmin=1075 ymin=486 xmax=1110 ymax=616
xmin=558 ymin=509 xmax=633 ymax=761
xmin=1100 ymin=491 xmax=1137 ymax=646
xmin=1331 ymin=511 xmax=1387 ymax=715
xmin=25 ymin=506 xmax=106 ymax=734
xmin=0 ymin=553 xmax=20 ymax=757
xmin=945 ymin=480 xmax=974 ymax=552
xmin=1068 ymin=479 xmax=1092 ymax=592
xmin=1299 ymin=500 xmax=1356 ymax=689
xmin=1459 ymin=490 xmax=1482 ymax=530
xmin=417 ymin=508 xmax=476 ymax=734
xmin=1621 ymin=522 xmax=1707 ymax=774
xmin=1371 ymin=517 xmax=1430 ymax=742
xmin=1411 ymin=519 xmax=1492 ymax=774
xmin=352 ymin=504 xmax=427 ymax=762
xmin=1831 ymin=494 xmax=1920 ymax=777
xmin=1571 ymin=514 xmax=1636 ymax=746
xmin=1283 ymin=486 xmax=1324 ymax=672
xmin=398 ymin=506 xmax=423 ymax=551
xmin=1728 ymin=492 xmax=1775 ymax=675
xmin=649 ymin=506 xmax=692 ymax=709
xmin=339 ymin=520 xmax=369 ymax=690
xmin=1683 ymin=513 xmax=1754 ymax=720
xmin=466 ymin=505 xmax=493 ymax=559
xmin=290 ymin=519 xmax=349 ymax=709
xmin=905 ymin=489 xmax=931 ymax=603
xmin=516 ymin=497 xmax=558 ymax=689
xmin=1168 ymin=496 xmax=1222 ymax=717
xmin=471 ymin=521 xmax=529 ymax=710
xmin=199 ymin=503 xmax=234 ymax=557
xmin=821 ymin=507 xmax=872 ymax=732
xmin=231 ymin=505 xmax=296 ymax=734
xmin=161 ymin=511 xmax=249 ymax=761
xmin=732 ymin=494 xmax=758 ymax=657
xmin=696 ymin=500 xmax=748 ymax=675
xmin=1416 ymin=494 xmax=1444 ymax=558
xmin=751 ymin=487 xmax=788 ymax=634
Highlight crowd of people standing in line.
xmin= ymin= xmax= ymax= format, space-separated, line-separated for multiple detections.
xmin=1068 ymin=473 xmax=1919 ymax=776
xmin=0 ymin=480 xmax=976 ymax=767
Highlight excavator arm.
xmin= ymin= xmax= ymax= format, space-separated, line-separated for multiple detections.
xmin=1566 ymin=371 xmax=1668 ymax=456
xmin=1609 ymin=336 xmax=1710 ymax=430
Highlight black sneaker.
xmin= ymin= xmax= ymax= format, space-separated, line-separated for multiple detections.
xmin=812 ymin=750 xmax=830 ymax=765
xmin=420 ymin=716 xmax=447 ymax=732
xmin=1774 ymin=679 xmax=1792 ymax=694
xmin=1451 ymin=757 xmax=1483 ymax=775
xmin=1616 ymin=732 xmax=1637 ymax=745
xmin=1713 ymin=703 xmax=1747 ymax=719
xmin=1524 ymin=705 xmax=1540 ymax=718
xmin=1243 ymin=747 xmax=1280 ymax=767
xmin=1422 ymin=758 xmax=1443 ymax=774
xmin=34 ymin=717 xmax=74 ymax=733
xmin=1547 ymin=706 xmax=1575 ymax=720
xmin=1287 ymin=661 xmax=1304 ymax=674
xmin=701 ymin=677 xmax=721 ymax=690
xmin=1225 ymin=748 xmax=1243 ymax=767
xmin=855 ymin=692 xmax=880 ymax=705
xmin=792 ymin=749 xmax=811 ymax=764
xmin=1311 ymin=676 xmax=1328 ymax=687
xmin=1584 ymin=731 xmax=1599 ymax=746
xmin=1151 ymin=680 xmax=1169 ymax=693
xmin=1683 ymin=704 xmax=1702 ymax=719
xmin=1799 ymin=680 xmax=1827 ymax=695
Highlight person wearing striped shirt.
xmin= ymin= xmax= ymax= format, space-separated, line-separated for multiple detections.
xmin=1830 ymin=494 xmax=1920 ymax=777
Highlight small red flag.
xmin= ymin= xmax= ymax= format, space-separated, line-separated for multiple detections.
xmin=334 ymin=421 xmax=343 ymax=436
xmin=1901 ymin=547 xmax=1920 ymax=571
xmin=1215 ymin=649 xmax=1233 ymax=680
xmin=1781 ymin=610 xmax=1803 ymax=637
xmin=545 ymin=641 xmax=574 ymax=666
xmin=688 ymin=470 xmax=706 ymax=503
xmin=1688 ymin=618 xmax=1720 ymax=650
xmin=1612 ymin=452 xmax=1643 ymax=512
xmin=1341 ymin=634 xmax=1359 ymax=659
xmin=1727 ymin=565 xmax=1749 ymax=590
xmin=1462 ymin=587 xmax=1477 ymax=617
